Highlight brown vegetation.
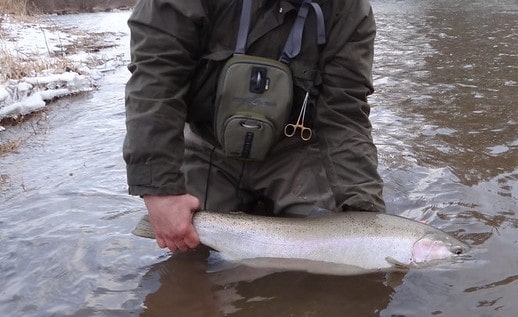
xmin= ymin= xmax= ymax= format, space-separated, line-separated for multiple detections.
xmin=0 ymin=26 xmax=113 ymax=82
xmin=0 ymin=110 xmax=49 ymax=156
xmin=0 ymin=39 xmax=82 ymax=82
xmin=0 ymin=139 xmax=20 ymax=155
xmin=1 ymin=0 xmax=136 ymax=15
xmin=0 ymin=0 xmax=31 ymax=16
xmin=30 ymin=0 xmax=136 ymax=14
xmin=0 ymin=46 xmax=70 ymax=82
xmin=0 ymin=0 xmax=133 ymax=156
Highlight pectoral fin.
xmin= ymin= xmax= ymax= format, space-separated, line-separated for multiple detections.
xmin=385 ymin=257 xmax=410 ymax=271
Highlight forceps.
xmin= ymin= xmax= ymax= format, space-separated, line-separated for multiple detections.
xmin=284 ymin=91 xmax=312 ymax=141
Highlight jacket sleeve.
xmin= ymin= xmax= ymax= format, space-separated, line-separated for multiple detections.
xmin=123 ymin=0 xmax=208 ymax=196
xmin=316 ymin=0 xmax=385 ymax=212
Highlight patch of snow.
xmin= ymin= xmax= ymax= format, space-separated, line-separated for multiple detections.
xmin=0 ymin=93 xmax=46 ymax=118
xmin=0 ymin=12 xmax=129 ymax=130
xmin=0 ymin=71 xmax=95 ymax=119
xmin=0 ymin=86 xmax=9 ymax=102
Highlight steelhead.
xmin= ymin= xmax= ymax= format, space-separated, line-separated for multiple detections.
xmin=132 ymin=211 xmax=470 ymax=275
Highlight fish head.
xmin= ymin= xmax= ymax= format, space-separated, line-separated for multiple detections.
xmin=412 ymin=233 xmax=470 ymax=264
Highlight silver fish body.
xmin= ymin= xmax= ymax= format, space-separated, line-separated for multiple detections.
xmin=133 ymin=211 xmax=470 ymax=274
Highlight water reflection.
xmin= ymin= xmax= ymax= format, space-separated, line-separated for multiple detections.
xmin=140 ymin=248 xmax=222 ymax=317
xmin=139 ymin=248 xmax=404 ymax=317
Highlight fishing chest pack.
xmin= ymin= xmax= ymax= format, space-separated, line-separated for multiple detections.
xmin=214 ymin=0 xmax=326 ymax=160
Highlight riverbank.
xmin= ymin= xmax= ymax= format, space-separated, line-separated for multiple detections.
xmin=1 ymin=0 xmax=136 ymax=15
xmin=0 ymin=1 xmax=135 ymax=136
xmin=0 ymin=13 xmax=125 ymax=121
xmin=0 ymin=10 xmax=132 ymax=154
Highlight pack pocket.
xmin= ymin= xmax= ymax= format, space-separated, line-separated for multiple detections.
xmin=222 ymin=115 xmax=275 ymax=161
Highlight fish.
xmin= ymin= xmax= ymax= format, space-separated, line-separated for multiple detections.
xmin=132 ymin=211 xmax=470 ymax=275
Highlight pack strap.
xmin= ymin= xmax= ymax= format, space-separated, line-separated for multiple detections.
xmin=235 ymin=0 xmax=326 ymax=64
xmin=310 ymin=2 xmax=326 ymax=45
xmin=235 ymin=0 xmax=253 ymax=55
xmin=280 ymin=0 xmax=326 ymax=63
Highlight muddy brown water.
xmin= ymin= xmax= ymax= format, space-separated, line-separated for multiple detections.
xmin=0 ymin=1 xmax=517 ymax=316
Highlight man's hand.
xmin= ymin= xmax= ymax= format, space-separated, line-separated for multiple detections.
xmin=143 ymin=194 xmax=201 ymax=252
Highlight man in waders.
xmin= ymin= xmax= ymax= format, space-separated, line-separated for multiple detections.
xmin=123 ymin=0 xmax=385 ymax=252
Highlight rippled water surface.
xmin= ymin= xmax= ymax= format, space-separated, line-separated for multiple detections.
xmin=1 ymin=1 xmax=517 ymax=316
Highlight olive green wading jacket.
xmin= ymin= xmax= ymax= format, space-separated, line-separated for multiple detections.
xmin=123 ymin=0 xmax=385 ymax=212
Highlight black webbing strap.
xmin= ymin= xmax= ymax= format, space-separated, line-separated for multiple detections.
xmin=234 ymin=0 xmax=326 ymax=63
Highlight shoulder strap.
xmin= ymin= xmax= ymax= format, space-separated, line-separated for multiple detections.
xmin=280 ymin=0 xmax=326 ymax=63
xmin=235 ymin=0 xmax=253 ymax=55
xmin=234 ymin=0 xmax=326 ymax=64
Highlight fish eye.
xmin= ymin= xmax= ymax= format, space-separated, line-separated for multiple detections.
xmin=452 ymin=246 xmax=464 ymax=255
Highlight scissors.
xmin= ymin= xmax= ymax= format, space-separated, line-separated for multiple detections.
xmin=284 ymin=91 xmax=312 ymax=141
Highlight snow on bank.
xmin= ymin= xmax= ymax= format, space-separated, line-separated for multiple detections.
xmin=0 ymin=12 xmax=129 ymax=130
xmin=0 ymin=71 xmax=98 ymax=119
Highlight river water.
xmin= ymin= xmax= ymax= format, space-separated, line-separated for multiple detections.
xmin=0 ymin=1 xmax=516 ymax=316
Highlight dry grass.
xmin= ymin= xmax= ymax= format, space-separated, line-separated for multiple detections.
xmin=0 ymin=139 xmax=20 ymax=155
xmin=0 ymin=1 xmax=40 ymax=81
xmin=0 ymin=45 xmax=80 ymax=81
xmin=0 ymin=0 xmax=31 ymax=16
xmin=0 ymin=110 xmax=48 ymax=156
xmin=0 ymin=46 xmax=33 ymax=80
xmin=0 ymin=23 xmax=104 ymax=81
xmin=0 ymin=28 xmax=115 ymax=82
xmin=0 ymin=173 xmax=12 ymax=189
xmin=0 ymin=1 xmax=116 ymax=82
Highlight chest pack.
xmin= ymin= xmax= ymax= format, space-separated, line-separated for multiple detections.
xmin=214 ymin=0 xmax=325 ymax=161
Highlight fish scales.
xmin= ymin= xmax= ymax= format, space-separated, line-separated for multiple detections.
xmin=132 ymin=211 xmax=470 ymax=275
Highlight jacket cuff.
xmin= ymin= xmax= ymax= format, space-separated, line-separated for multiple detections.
xmin=126 ymin=163 xmax=186 ymax=196
xmin=339 ymin=193 xmax=386 ymax=213
xmin=341 ymin=201 xmax=382 ymax=213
